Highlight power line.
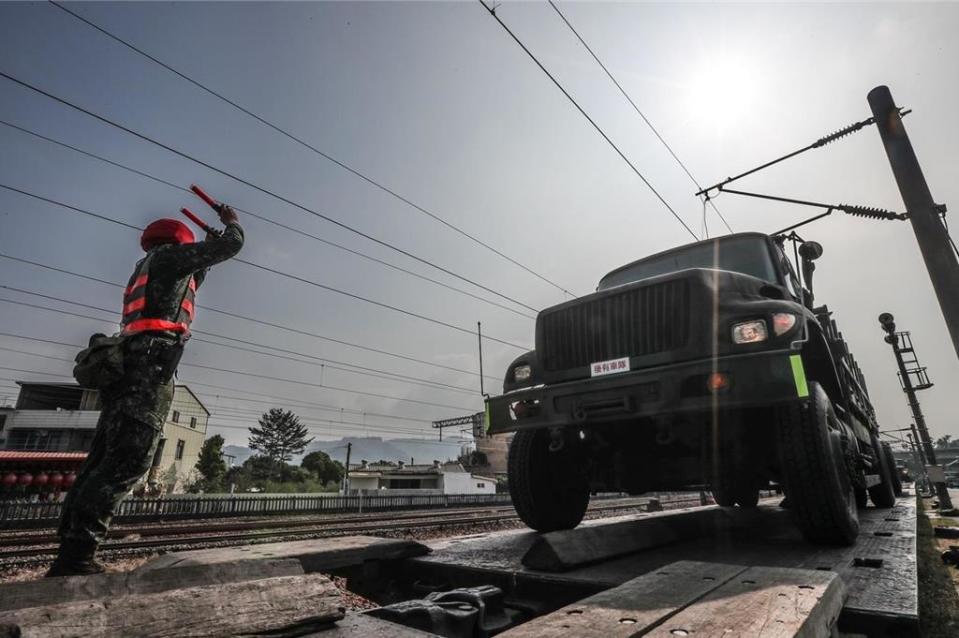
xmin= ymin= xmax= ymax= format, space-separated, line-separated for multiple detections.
xmin=0 ymin=301 xmax=480 ymax=411
xmin=48 ymin=0 xmax=575 ymax=298
xmin=0 ymin=269 xmax=500 ymax=382
xmin=0 ymin=70 xmax=541 ymax=314
xmin=0 ymin=336 xmax=475 ymax=414
xmin=546 ymin=0 xmax=733 ymax=234
xmin=0 ymin=311 xmax=478 ymax=396
xmin=0 ymin=183 xmax=530 ymax=350
xmin=477 ymin=1 xmax=698 ymax=240
xmin=0 ymin=119 xmax=534 ymax=320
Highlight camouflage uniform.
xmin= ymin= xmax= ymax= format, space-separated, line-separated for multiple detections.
xmin=56 ymin=222 xmax=244 ymax=551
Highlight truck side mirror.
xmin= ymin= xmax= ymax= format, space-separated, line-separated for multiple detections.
xmin=798 ymin=242 xmax=823 ymax=303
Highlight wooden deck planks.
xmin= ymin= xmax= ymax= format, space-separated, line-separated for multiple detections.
xmin=0 ymin=558 xmax=304 ymax=613
xmin=499 ymin=561 xmax=843 ymax=638
xmin=0 ymin=573 xmax=344 ymax=638
xmin=644 ymin=565 xmax=845 ymax=638
xmin=137 ymin=534 xmax=429 ymax=573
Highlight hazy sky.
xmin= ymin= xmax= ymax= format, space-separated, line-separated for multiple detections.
xmin=1 ymin=1 xmax=957 ymax=451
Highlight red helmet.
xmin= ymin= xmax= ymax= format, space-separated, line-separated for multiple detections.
xmin=140 ymin=219 xmax=195 ymax=251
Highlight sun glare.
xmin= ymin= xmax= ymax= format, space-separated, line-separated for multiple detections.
xmin=682 ymin=54 xmax=761 ymax=132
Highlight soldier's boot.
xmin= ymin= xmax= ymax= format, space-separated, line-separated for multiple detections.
xmin=45 ymin=539 xmax=105 ymax=577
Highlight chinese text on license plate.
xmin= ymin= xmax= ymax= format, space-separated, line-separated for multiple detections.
xmin=590 ymin=357 xmax=630 ymax=377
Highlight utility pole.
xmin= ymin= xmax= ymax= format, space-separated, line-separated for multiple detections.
xmin=343 ymin=442 xmax=352 ymax=495
xmin=868 ymin=86 xmax=959 ymax=361
xmin=878 ymin=313 xmax=952 ymax=509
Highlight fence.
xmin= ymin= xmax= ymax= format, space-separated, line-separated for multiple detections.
xmin=0 ymin=492 xmax=516 ymax=529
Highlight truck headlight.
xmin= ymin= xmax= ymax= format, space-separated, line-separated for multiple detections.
xmin=513 ymin=364 xmax=532 ymax=382
xmin=732 ymin=320 xmax=768 ymax=344
xmin=772 ymin=313 xmax=797 ymax=336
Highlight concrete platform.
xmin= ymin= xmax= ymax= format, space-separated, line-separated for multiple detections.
xmin=400 ymin=498 xmax=918 ymax=637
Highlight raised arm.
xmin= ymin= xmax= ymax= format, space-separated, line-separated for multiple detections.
xmin=155 ymin=206 xmax=245 ymax=278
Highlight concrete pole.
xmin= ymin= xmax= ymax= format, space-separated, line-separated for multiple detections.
xmin=343 ymin=442 xmax=352 ymax=495
xmin=868 ymin=86 xmax=959 ymax=361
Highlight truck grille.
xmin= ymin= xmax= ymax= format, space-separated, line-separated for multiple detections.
xmin=539 ymin=280 xmax=690 ymax=371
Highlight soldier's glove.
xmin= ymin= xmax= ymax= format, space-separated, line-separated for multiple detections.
xmin=217 ymin=204 xmax=239 ymax=225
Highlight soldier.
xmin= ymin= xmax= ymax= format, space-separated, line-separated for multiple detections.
xmin=47 ymin=205 xmax=244 ymax=577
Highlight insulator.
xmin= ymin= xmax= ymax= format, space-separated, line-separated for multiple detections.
xmin=839 ymin=205 xmax=907 ymax=221
xmin=812 ymin=118 xmax=873 ymax=148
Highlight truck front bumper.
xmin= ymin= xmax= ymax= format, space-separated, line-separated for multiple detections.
xmin=486 ymin=350 xmax=807 ymax=434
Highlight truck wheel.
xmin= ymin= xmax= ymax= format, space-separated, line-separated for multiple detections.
xmin=776 ymin=382 xmax=859 ymax=545
xmin=883 ymin=443 xmax=903 ymax=497
xmin=868 ymin=435 xmax=897 ymax=508
xmin=508 ymin=428 xmax=589 ymax=532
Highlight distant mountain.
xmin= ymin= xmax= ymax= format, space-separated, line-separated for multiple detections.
xmin=308 ymin=437 xmax=465 ymax=466
xmin=221 ymin=437 xmax=465 ymax=468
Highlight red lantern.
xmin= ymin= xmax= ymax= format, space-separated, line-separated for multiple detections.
xmin=2 ymin=472 xmax=17 ymax=487
xmin=18 ymin=473 xmax=33 ymax=486
xmin=34 ymin=472 xmax=49 ymax=488
xmin=49 ymin=472 xmax=64 ymax=488
xmin=63 ymin=472 xmax=77 ymax=488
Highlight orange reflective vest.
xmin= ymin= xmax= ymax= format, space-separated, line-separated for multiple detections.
xmin=120 ymin=254 xmax=196 ymax=336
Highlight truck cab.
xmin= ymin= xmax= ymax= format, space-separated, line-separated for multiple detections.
xmin=488 ymin=232 xmax=900 ymax=545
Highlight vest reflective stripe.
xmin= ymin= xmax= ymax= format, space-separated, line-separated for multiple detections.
xmin=125 ymin=274 xmax=148 ymax=297
xmin=120 ymin=254 xmax=195 ymax=336
xmin=123 ymin=318 xmax=190 ymax=335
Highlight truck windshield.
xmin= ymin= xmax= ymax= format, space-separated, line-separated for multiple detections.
xmin=598 ymin=236 xmax=778 ymax=290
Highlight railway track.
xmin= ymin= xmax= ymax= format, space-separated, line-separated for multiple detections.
xmin=0 ymin=496 xmax=704 ymax=566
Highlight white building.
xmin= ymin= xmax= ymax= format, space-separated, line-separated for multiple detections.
xmin=0 ymin=382 xmax=209 ymax=493
xmin=347 ymin=460 xmax=496 ymax=495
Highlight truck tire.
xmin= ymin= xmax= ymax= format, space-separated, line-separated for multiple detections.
xmin=883 ymin=443 xmax=903 ymax=497
xmin=776 ymin=382 xmax=859 ymax=545
xmin=508 ymin=428 xmax=589 ymax=532
xmin=868 ymin=435 xmax=897 ymax=508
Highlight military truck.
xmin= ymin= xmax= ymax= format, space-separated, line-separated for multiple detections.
xmin=486 ymin=232 xmax=900 ymax=545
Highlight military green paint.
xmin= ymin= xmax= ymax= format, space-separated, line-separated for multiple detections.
xmin=790 ymin=354 xmax=809 ymax=398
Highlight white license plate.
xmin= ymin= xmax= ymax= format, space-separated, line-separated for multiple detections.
xmin=590 ymin=356 xmax=630 ymax=377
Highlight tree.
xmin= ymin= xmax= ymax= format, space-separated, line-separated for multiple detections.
xmin=301 ymin=451 xmax=344 ymax=485
xmin=248 ymin=408 xmax=314 ymax=465
xmin=936 ymin=434 xmax=954 ymax=449
xmin=189 ymin=435 xmax=228 ymax=493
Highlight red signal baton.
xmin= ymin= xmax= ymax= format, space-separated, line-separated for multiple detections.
xmin=180 ymin=207 xmax=219 ymax=237
xmin=189 ymin=184 xmax=223 ymax=213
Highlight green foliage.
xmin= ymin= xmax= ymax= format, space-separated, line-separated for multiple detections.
xmin=301 ymin=451 xmax=345 ymax=485
xmin=223 ymin=454 xmax=338 ymax=493
xmin=936 ymin=435 xmax=954 ymax=449
xmin=248 ymin=408 xmax=314 ymax=464
xmin=188 ymin=434 xmax=228 ymax=493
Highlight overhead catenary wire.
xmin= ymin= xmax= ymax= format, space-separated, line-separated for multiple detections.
xmin=0 ymin=182 xmax=531 ymax=350
xmin=546 ymin=0 xmax=733 ymax=235
xmin=0 ymin=70 xmax=542 ymax=315
xmin=0 ymin=266 xmax=500 ymax=383
xmin=0 ymin=119 xmax=534 ymax=320
xmin=477 ymin=0 xmax=698 ymax=241
xmin=47 ymin=0 xmax=575 ymax=298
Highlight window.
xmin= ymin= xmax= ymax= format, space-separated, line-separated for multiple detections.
xmin=171 ymin=410 xmax=180 ymax=423
xmin=477 ymin=483 xmax=485 ymax=489
xmin=174 ymin=439 xmax=185 ymax=460
xmin=190 ymin=416 xmax=197 ymax=429
xmin=0 ymin=415 xmax=6 ymax=433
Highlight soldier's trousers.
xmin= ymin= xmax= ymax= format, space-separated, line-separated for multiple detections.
xmin=58 ymin=336 xmax=178 ymax=545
